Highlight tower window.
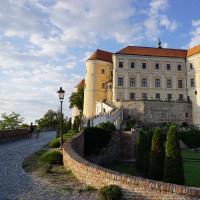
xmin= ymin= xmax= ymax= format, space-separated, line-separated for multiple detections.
xmin=195 ymin=91 xmax=197 ymax=95
xmin=155 ymin=63 xmax=159 ymax=70
xmin=190 ymin=63 xmax=193 ymax=70
xmin=166 ymin=64 xmax=171 ymax=70
xmin=119 ymin=61 xmax=123 ymax=68
xmin=142 ymin=63 xmax=146 ymax=69
xmin=118 ymin=77 xmax=124 ymax=86
xmin=177 ymin=64 xmax=182 ymax=71
xmin=101 ymin=69 xmax=105 ymax=74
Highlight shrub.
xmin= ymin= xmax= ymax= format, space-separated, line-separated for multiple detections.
xmin=98 ymin=122 xmax=116 ymax=132
xmin=40 ymin=150 xmax=63 ymax=165
xmin=124 ymin=119 xmax=136 ymax=131
xmin=136 ymin=128 xmax=147 ymax=172
xmin=149 ymin=127 xmax=164 ymax=180
xmin=84 ymin=127 xmax=111 ymax=156
xmin=99 ymin=185 xmax=122 ymax=200
xmin=48 ymin=137 xmax=60 ymax=148
xmin=164 ymin=125 xmax=184 ymax=184
xmin=178 ymin=129 xmax=200 ymax=148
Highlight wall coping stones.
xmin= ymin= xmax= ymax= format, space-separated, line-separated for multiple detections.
xmin=63 ymin=131 xmax=200 ymax=199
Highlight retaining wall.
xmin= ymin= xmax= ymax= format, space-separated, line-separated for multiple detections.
xmin=0 ymin=129 xmax=29 ymax=142
xmin=63 ymin=132 xmax=200 ymax=200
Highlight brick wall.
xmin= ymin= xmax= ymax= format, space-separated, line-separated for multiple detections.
xmin=63 ymin=132 xmax=200 ymax=200
xmin=0 ymin=129 xmax=29 ymax=142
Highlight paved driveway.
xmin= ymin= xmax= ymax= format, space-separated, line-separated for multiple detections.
xmin=0 ymin=132 xmax=96 ymax=200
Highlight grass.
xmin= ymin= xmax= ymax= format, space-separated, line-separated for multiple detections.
xmin=40 ymin=150 xmax=63 ymax=165
xmin=182 ymin=151 xmax=200 ymax=160
xmin=102 ymin=161 xmax=141 ymax=177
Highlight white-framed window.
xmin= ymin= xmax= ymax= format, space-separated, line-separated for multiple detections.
xmin=118 ymin=77 xmax=124 ymax=86
xmin=130 ymin=93 xmax=135 ymax=100
xmin=167 ymin=79 xmax=172 ymax=88
xmin=130 ymin=77 xmax=136 ymax=87
xmin=178 ymin=79 xmax=183 ymax=88
xmin=142 ymin=78 xmax=147 ymax=87
xmin=155 ymin=63 xmax=159 ymax=70
xmin=155 ymin=79 xmax=160 ymax=88
xmin=119 ymin=61 xmax=123 ymax=68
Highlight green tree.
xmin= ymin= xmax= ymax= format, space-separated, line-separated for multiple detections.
xmin=98 ymin=122 xmax=116 ymax=132
xmin=149 ymin=127 xmax=164 ymax=180
xmin=0 ymin=112 xmax=24 ymax=130
xmin=35 ymin=110 xmax=58 ymax=130
xmin=136 ymin=128 xmax=147 ymax=172
xmin=72 ymin=116 xmax=81 ymax=132
xmin=69 ymin=86 xmax=84 ymax=113
xmin=164 ymin=125 xmax=185 ymax=184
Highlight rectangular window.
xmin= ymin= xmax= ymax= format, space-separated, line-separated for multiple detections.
xmin=118 ymin=77 xmax=123 ymax=86
xmin=142 ymin=93 xmax=147 ymax=100
xmin=119 ymin=61 xmax=123 ymax=68
xmin=131 ymin=62 xmax=135 ymax=68
xmin=179 ymin=94 xmax=183 ymax=101
xmin=191 ymin=78 xmax=194 ymax=87
xmin=101 ymin=69 xmax=105 ymax=74
xmin=155 ymin=63 xmax=159 ymax=70
xmin=177 ymin=64 xmax=182 ymax=71
xmin=167 ymin=79 xmax=172 ymax=88
xmin=156 ymin=93 xmax=160 ymax=100
xmin=155 ymin=79 xmax=160 ymax=88
xmin=167 ymin=94 xmax=172 ymax=101
xmin=130 ymin=77 xmax=136 ymax=87
xmin=142 ymin=62 xmax=146 ymax=69
xmin=185 ymin=112 xmax=189 ymax=118
xmin=195 ymin=91 xmax=197 ymax=95
xmin=190 ymin=63 xmax=193 ymax=70
xmin=178 ymin=80 xmax=183 ymax=88
xmin=142 ymin=78 xmax=147 ymax=87
xmin=130 ymin=93 xmax=135 ymax=100
xmin=102 ymin=83 xmax=105 ymax=89
xmin=166 ymin=64 xmax=171 ymax=70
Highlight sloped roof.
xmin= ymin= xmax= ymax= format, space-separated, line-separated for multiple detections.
xmin=87 ymin=49 xmax=113 ymax=63
xmin=116 ymin=46 xmax=187 ymax=58
xmin=75 ymin=79 xmax=85 ymax=88
xmin=187 ymin=45 xmax=200 ymax=57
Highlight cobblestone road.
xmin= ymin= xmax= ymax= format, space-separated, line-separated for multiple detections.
xmin=0 ymin=132 xmax=97 ymax=200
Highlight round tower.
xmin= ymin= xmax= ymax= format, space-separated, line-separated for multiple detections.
xmin=83 ymin=49 xmax=113 ymax=118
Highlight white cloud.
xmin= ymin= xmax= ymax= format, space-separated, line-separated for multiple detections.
xmin=189 ymin=20 xmax=200 ymax=47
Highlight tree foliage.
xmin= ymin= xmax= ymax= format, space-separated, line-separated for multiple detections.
xmin=149 ymin=127 xmax=164 ymax=180
xmin=164 ymin=125 xmax=185 ymax=184
xmin=69 ymin=86 xmax=84 ymax=113
xmin=0 ymin=112 xmax=24 ymax=130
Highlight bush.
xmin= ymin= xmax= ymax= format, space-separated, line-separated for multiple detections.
xmin=149 ymin=127 xmax=164 ymax=180
xmin=178 ymin=129 xmax=200 ymax=148
xmin=136 ymin=128 xmax=147 ymax=172
xmin=40 ymin=150 xmax=63 ymax=165
xmin=98 ymin=122 xmax=116 ymax=132
xmin=124 ymin=119 xmax=136 ymax=131
xmin=48 ymin=137 xmax=60 ymax=148
xmin=84 ymin=127 xmax=112 ymax=156
xmin=164 ymin=125 xmax=184 ymax=184
xmin=99 ymin=185 xmax=122 ymax=200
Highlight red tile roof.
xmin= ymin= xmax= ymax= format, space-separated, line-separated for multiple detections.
xmin=187 ymin=45 xmax=200 ymax=57
xmin=116 ymin=46 xmax=187 ymax=58
xmin=75 ymin=79 xmax=85 ymax=88
xmin=87 ymin=49 xmax=113 ymax=63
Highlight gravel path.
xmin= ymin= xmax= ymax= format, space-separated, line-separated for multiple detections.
xmin=0 ymin=132 xmax=97 ymax=200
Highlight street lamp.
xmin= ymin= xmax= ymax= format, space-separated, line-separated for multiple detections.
xmin=57 ymin=86 xmax=65 ymax=149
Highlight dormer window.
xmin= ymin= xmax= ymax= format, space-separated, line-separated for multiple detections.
xmin=142 ymin=63 xmax=146 ymax=69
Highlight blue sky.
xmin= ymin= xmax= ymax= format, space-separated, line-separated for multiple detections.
xmin=0 ymin=0 xmax=199 ymax=123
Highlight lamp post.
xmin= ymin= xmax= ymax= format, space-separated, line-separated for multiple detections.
xmin=57 ymin=87 xmax=65 ymax=149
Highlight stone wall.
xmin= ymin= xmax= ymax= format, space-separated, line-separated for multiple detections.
xmin=86 ymin=132 xmax=120 ymax=165
xmin=0 ymin=129 xmax=29 ymax=143
xmin=114 ymin=100 xmax=192 ymax=125
xmin=63 ymin=132 xmax=200 ymax=200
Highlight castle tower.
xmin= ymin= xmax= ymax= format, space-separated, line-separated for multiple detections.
xmin=187 ymin=45 xmax=200 ymax=126
xmin=83 ymin=49 xmax=113 ymax=118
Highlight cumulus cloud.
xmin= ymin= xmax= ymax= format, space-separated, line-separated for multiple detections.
xmin=188 ymin=20 xmax=200 ymax=47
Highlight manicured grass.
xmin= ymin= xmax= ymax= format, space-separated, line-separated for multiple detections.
xmin=102 ymin=161 xmax=141 ymax=177
xmin=182 ymin=151 xmax=200 ymax=187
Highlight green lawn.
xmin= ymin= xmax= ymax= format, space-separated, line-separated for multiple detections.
xmin=182 ymin=151 xmax=200 ymax=187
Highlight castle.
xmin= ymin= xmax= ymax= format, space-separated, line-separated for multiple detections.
xmin=73 ymin=42 xmax=200 ymax=127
